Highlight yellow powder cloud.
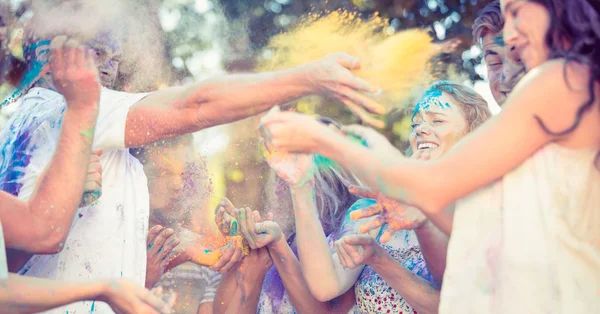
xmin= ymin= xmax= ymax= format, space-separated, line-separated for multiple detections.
xmin=258 ymin=10 xmax=440 ymax=111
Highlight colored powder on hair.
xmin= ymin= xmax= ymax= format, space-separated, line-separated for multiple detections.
xmin=411 ymin=87 xmax=451 ymax=119
xmin=257 ymin=10 xmax=441 ymax=111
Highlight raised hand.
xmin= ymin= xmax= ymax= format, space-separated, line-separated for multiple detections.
xmin=262 ymin=137 xmax=316 ymax=188
xmin=101 ymin=279 xmax=172 ymax=314
xmin=215 ymin=197 xmax=237 ymax=236
xmin=210 ymin=236 xmax=245 ymax=274
xmin=335 ymin=234 xmax=383 ymax=269
xmin=145 ymin=226 xmax=181 ymax=289
xmin=49 ymin=36 xmax=100 ymax=110
xmin=259 ymin=109 xmax=339 ymax=155
xmin=80 ymin=149 xmax=103 ymax=207
xmin=234 ymin=207 xmax=283 ymax=249
xmin=349 ymin=186 xmax=427 ymax=243
xmin=302 ymin=53 xmax=385 ymax=128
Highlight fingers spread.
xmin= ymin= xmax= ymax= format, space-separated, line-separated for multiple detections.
xmin=349 ymin=204 xmax=382 ymax=221
xmin=348 ymin=185 xmax=379 ymax=199
xmin=358 ymin=215 xmax=385 ymax=234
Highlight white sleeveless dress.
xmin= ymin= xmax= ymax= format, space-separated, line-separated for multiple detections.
xmin=440 ymin=144 xmax=600 ymax=314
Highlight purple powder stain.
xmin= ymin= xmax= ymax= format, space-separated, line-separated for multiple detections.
xmin=84 ymin=261 xmax=92 ymax=273
xmin=78 ymin=213 xmax=83 ymax=218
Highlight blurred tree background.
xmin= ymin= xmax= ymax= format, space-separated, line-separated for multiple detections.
xmin=1 ymin=0 xmax=494 ymax=212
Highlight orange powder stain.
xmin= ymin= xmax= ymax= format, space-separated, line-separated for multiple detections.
xmin=186 ymin=233 xmax=250 ymax=267
xmin=258 ymin=10 xmax=441 ymax=111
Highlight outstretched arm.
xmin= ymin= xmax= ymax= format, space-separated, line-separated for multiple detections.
xmin=262 ymin=60 xmax=594 ymax=231
xmin=124 ymin=53 xmax=383 ymax=148
xmin=0 ymin=275 xmax=169 ymax=314
xmin=0 ymin=37 xmax=100 ymax=254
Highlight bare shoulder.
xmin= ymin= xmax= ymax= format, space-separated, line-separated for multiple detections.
xmin=506 ymin=59 xmax=597 ymax=135
xmin=515 ymin=59 xmax=592 ymax=95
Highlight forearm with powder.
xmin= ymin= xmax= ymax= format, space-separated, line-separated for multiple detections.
xmin=267 ymin=238 xmax=333 ymax=313
xmin=291 ymin=185 xmax=357 ymax=301
xmin=317 ymin=132 xmax=455 ymax=231
xmin=213 ymin=270 xmax=237 ymax=314
xmin=126 ymin=68 xmax=313 ymax=148
xmin=222 ymin=271 xmax=266 ymax=314
xmin=0 ymin=274 xmax=106 ymax=314
xmin=414 ymin=221 xmax=449 ymax=285
xmin=1 ymin=106 xmax=98 ymax=253
xmin=369 ymin=254 xmax=440 ymax=314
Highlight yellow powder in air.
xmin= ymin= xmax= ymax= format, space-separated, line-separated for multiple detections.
xmin=258 ymin=10 xmax=440 ymax=111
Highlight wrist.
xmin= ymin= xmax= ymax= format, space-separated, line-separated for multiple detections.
xmin=280 ymin=65 xmax=314 ymax=97
xmin=267 ymin=234 xmax=287 ymax=251
xmin=96 ymin=280 xmax=115 ymax=303
xmin=368 ymin=245 xmax=388 ymax=268
xmin=316 ymin=128 xmax=341 ymax=158
xmin=290 ymin=182 xmax=315 ymax=195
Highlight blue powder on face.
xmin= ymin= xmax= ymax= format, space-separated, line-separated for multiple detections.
xmin=494 ymin=35 xmax=505 ymax=47
xmin=412 ymin=88 xmax=451 ymax=120
xmin=204 ymin=249 xmax=212 ymax=253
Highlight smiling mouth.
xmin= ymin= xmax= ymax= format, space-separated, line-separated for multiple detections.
xmin=417 ymin=143 xmax=439 ymax=150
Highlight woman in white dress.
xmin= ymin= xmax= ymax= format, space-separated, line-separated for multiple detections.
xmin=259 ymin=0 xmax=600 ymax=312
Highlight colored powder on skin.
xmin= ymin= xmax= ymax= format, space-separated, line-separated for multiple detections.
xmin=79 ymin=126 xmax=94 ymax=138
xmin=411 ymin=88 xmax=451 ymax=120
xmin=494 ymin=35 xmax=505 ymax=47
xmin=185 ymin=233 xmax=250 ymax=267
xmin=315 ymin=134 xmax=366 ymax=169
xmin=257 ymin=10 xmax=441 ymax=111
xmin=230 ymin=220 xmax=238 ymax=236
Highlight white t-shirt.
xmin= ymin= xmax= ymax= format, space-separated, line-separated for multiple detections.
xmin=0 ymin=87 xmax=149 ymax=313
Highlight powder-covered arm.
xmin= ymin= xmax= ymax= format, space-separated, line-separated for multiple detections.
xmin=267 ymin=60 xmax=592 ymax=232
xmin=292 ymin=185 xmax=379 ymax=302
xmin=266 ymin=236 xmax=337 ymax=313
xmin=124 ymin=53 xmax=382 ymax=148
xmin=0 ymin=275 xmax=169 ymax=314
xmin=368 ymin=251 xmax=441 ymax=314
xmin=0 ymin=38 xmax=100 ymax=254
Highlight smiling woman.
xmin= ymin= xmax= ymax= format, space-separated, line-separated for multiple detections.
xmin=407 ymin=81 xmax=491 ymax=158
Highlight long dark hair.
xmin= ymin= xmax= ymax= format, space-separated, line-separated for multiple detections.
xmin=528 ymin=0 xmax=600 ymax=138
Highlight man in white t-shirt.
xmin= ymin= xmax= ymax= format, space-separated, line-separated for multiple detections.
xmin=0 ymin=15 xmax=383 ymax=314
